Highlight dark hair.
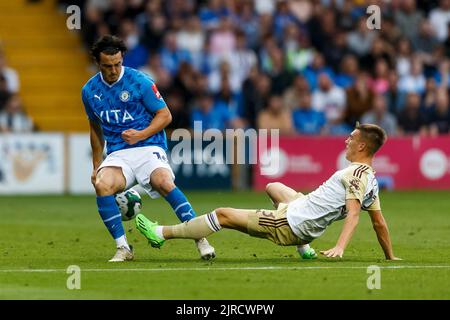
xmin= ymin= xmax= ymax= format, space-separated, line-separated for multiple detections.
xmin=91 ymin=35 xmax=127 ymax=62
xmin=356 ymin=123 xmax=387 ymax=155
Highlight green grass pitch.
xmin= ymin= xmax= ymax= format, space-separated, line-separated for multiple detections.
xmin=0 ymin=190 xmax=449 ymax=299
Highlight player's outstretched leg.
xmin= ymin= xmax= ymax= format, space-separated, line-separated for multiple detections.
xmin=151 ymin=168 xmax=215 ymax=260
xmin=135 ymin=210 xmax=223 ymax=248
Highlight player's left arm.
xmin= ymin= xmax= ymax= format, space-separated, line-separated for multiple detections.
xmin=122 ymin=77 xmax=172 ymax=145
xmin=368 ymin=209 xmax=401 ymax=260
xmin=320 ymin=199 xmax=361 ymax=258
xmin=122 ymin=107 xmax=172 ymax=145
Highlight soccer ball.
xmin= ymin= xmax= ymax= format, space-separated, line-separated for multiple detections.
xmin=115 ymin=189 xmax=142 ymax=221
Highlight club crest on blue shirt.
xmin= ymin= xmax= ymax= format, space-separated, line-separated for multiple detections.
xmin=120 ymin=90 xmax=130 ymax=102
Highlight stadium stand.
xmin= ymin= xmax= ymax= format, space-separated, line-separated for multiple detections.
xmin=1 ymin=0 xmax=449 ymax=135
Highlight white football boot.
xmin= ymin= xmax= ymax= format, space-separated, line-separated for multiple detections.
xmin=108 ymin=245 xmax=134 ymax=262
xmin=195 ymin=238 xmax=216 ymax=260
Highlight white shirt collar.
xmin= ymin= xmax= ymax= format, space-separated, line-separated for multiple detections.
xmin=100 ymin=66 xmax=125 ymax=87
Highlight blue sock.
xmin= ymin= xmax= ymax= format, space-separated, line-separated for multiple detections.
xmin=164 ymin=187 xmax=196 ymax=222
xmin=96 ymin=195 xmax=125 ymax=240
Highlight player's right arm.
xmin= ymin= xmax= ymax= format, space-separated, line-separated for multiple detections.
xmin=82 ymin=87 xmax=104 ymax=186
xmin=368 ymin=209 xmax=401 ymax=260
xmin=89 ymin=120 xmax=105 ymax=186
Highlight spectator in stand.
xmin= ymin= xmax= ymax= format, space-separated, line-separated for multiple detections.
xmin=81 ymin=4 xmax=104 ymax=49
xmin=323 ymin=31 xmax=352 ymax=75
xmin=370 ymin=58 xmax=391 ymax=94
xmin=395 ymin=37 xmax=414 ymax=78
xmin=397 ymin=92 xmax=429 ymax=136
xmin=208 ymin=60 xmax=241 ymax=94
xmin=257 ymin=95 xmax=294 ymax=135
xmin=412 ymin=20 xmax=440 ymax=57
xmin=283 ymin=74 xmax=310 ymax=111
xmin=395 ymin=0 xmax=424 ymax=42
xmin=199 ymin=0 xmax=230 ymax=30
xmin=308 ymin=7 xmax=336 ymax=53
xmin=139 ymin=54 xmax=172 ymax=91
xmin=165 ymin=89 xmax=190 ymax=131
xmin=176 ymin=16 xmax=205 ymax=72
xmin=273 ymin=0 xmax=298 ymax=42
xmin=172 ymin=62 xmax=199 ymax=107
xmin=191 ymin=93 xmax=238 ymax=131
xmin=159 ymin=31 xmax=192 ymax=76
xmin=231 ymin=0 xmax=260 ymax=50
xmin=428 ymin=88 xmax=450 ymax=136
xmin=345 ymin=71 xmax=374 ymax=127
xmin=226 ymin=30 xmax=258 ymax=92
xmin=266 ymin=47 xmax=295 ymax=95
xmin=398 ymin=55 xmax=427 ymax=94
xmin=214 ymin=75 xmax=244 ymax=127
xmin=120 ymin=19 xmax=149 ymax=68
xmin=285 ymin=30 xmax=315 ymax=73
xmin=429 ymin=0 xmax=450 ymax=43
xmin=361 ymin=94 xmax=398 ymax=136
xmin=241 ymin=68 xmax=272 ymax=129
xmin=379 ymin=16 xmax=403 ymax=47
xmin=138 ymin=7 xmax=166 ymax=53
xmin=360 ymin=36 xmax=395 ymax=74
xmin=259 ymin=35 xmax=279 ymax=74
xmin=0 ymin=50 xmax=19 ymax=94
xmin=346 ymin=16 xmax=377 ymax=57
xmin=312 ymin=72 xmax=346 ymax=127
xmin=103 ymin=0 xmax=129 ymax=36
xmin=335 ymin=54 xmax=359 ymax=89
xmin=0 ymin=95 xmax=34 ymax=133
xmin=384 ymin=70 xmax=406 ymax=116
xmin=421 ymin=77 xmax=439 ymax=119
xmin=209 ymin=16 xmax=236 ymax=62
xmin=292 ymin=91 xmax=326 ymax=135
xmin=302 ymin=52 xmax=334 ymax=91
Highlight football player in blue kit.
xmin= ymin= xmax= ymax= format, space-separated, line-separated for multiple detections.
xmin=81 ymin=35 xmax=215 ymax=262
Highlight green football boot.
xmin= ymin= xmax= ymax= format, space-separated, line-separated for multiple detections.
xmin=135 ymin=214 xmax=165 ymax=248
xmin=300 ymin=247 xmax=318 ymax=260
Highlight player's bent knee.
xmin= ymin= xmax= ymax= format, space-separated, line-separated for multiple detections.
xmin=265 ymin=182 xmax=281 ymax=193
xmin=159 ymin=179 xmax=175 ymax=194
xmin=214 ymin=207 xmax=233 ymax=226
xmin=94 ymin=179 xmax=116 ymax=196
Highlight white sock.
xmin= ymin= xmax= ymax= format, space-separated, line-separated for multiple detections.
xmin=297 ymin=244 xmax=310 ymax=255
xmin=204 ymin=211 xmax=222 ymax=232
xmin=115 ymin=235 xmax=130 ymax=250
xmin=155 ymin=226 xmax=165 ymax=240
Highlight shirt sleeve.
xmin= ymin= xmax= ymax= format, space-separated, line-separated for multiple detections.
xmin=81 ymin=88 xmax=97 ymax=121
xmin=341 ymin=169 xmax=368 ymax=204
xmin=140 ymin=76 xmax=167 ymax=113
xmin=365 ymin=196 xmax=381 ymax=211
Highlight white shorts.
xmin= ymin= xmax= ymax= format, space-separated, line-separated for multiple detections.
xmin=98 ymin=146 xmax=175 ymax=199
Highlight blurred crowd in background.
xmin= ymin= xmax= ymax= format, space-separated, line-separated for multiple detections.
xmin=2 ymin=0 xmax=450 ymax=136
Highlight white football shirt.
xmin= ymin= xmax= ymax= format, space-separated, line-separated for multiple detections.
xmin=286 ymin=162 xmax=380 ymax=241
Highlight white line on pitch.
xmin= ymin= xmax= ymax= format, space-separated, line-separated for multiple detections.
xmin=0 ymin=265 xmax=450 ymax=273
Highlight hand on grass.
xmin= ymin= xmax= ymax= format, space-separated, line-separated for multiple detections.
xmin=320 ymin=246 xmax=344 ymax=258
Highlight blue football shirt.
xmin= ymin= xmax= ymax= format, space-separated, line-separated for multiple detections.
xmin=81 ymin=67 xmax=167 ymax=154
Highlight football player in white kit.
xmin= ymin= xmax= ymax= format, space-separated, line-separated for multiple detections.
xmin=135 ymin=123 xmax=401 ymax=260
